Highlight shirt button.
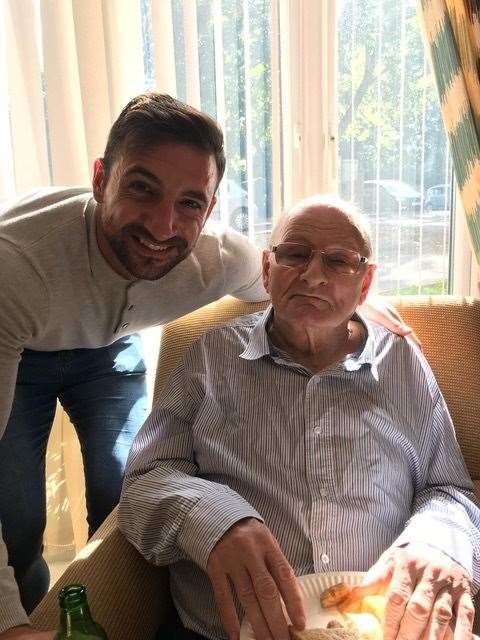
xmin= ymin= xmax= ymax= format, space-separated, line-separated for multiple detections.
xmin=127 ymin=304 xmax=135 ymax=311
xmin=319 ymin=488 xmax=328 ymax=497
xmin=121 ymin=322 xmax=129 ymax=329
xmin=321 ymin=553 xmax=330 ymax=564
xmin=314 ymin=426 xmax=322 ymax=435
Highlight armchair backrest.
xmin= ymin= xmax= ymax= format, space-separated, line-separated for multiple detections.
xmin=154 ymin=295 xmax=480 ymax=496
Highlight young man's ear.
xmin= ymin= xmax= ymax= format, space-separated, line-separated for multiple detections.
xmin=92 ymin=159 xmax=106 ymax=203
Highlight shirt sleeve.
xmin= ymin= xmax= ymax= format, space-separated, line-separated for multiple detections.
xmin=219 ymin=227 xmax=268 ymax=302
xmin=391 ymin=350 xmax=480 ymax=591
xmin=0 ymin=521 xmax=30 ymax=632
xmin=118 ymin=342 xmax=263 ymax=571
xmin=0 ymin=238 xmax=49 ymax=631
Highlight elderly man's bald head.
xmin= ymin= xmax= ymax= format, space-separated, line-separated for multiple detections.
xmin=270 ymin=195 xmax=373 ymax=258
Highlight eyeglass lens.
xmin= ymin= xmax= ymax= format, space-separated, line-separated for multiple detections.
xmin=274 ymin=243 xmax=361 ymax=274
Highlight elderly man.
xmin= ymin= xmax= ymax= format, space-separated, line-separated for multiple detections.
xmin=119 ymin=195 xmax=478 ymax=640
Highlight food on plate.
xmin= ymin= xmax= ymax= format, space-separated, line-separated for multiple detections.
xmin=289 ymin=626 xmax=358 ymax=640
xmin=360 ymin=595 xmax=385 ymax=623
xmin=344 ymin=612 xmax=383 ymax=640
xmin=317 ymin=583 xmax=386 ymax=640
xmin=320 ymin=583 xmax=353 ymax=609
xmin=327 ymin=620 xmax=344 ymax=629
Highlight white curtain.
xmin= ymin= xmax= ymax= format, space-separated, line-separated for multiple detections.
xmin=1 ymin=0 xmax=338 ymax=562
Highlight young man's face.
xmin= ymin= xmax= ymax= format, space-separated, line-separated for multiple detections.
xmin=93 ymin=141 xmax=218 ymax=280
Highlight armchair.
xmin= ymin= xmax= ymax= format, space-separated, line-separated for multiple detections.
xmin=30 ymin=295 xmax=480 ymax=639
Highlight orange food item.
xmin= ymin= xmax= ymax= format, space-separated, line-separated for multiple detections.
xmin=320 ymin=583 xmax=352 ymax=609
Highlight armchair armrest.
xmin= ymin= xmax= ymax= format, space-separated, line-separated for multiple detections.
xmin=30 ymin=506 xmax=171 ymax=640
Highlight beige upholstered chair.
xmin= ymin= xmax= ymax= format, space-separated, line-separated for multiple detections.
xmin=30 ymin=295 xmax=480 ymax=639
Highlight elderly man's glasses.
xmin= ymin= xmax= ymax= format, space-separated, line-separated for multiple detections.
xmin=271 ymin=242 xmax=368 ymax=275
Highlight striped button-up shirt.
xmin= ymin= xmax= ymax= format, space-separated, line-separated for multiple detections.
xmin=119 ymin=307 xmax=480 ymax=640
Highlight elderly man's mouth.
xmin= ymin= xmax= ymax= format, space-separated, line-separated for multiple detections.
xmin=292 ymin=293 xmax=331 ymax=305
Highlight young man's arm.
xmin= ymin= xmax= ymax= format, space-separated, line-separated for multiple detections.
xmin=0 ymin=240 xmax=49 ymax=635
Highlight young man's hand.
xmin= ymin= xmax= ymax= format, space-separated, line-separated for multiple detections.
xmin=207 ymin=517 xmax=306 ymax=640
xmin=360 ymin=297 xmax=422 ymax=349
xmin=0 ymin=627 xmax=55 ymax=639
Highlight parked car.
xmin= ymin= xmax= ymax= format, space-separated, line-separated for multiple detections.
xmin=362 ymin=179 xmax=422 ymax=215
xmin=212 ymin=179 xmax=258 ymax=233
xmin=424 ymin=183 xmax=451 ymax=211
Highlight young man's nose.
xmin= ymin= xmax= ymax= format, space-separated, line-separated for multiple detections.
xmin=146 ymin=202 xmax=177 ymax=239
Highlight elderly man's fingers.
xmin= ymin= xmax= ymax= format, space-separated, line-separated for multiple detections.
xmin=249 ymin=567 xmax=291 ymax=640
xmin=267 ymin=550 xmax=306 ymax=630
xmin=400 ymin=586 xmax=452 ymax=640
xmin=208 ymin=566 xmax=242 ymax=640
xmin=234 ymin=566 xmax=278 ymax=640
xmin=453 ymin=591 xmax=475 ymax=640
xmin=383 ymin=562 xmax=416 ymax=640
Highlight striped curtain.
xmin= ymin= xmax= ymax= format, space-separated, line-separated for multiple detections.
xmin=418 ymin=0 xmax=480 ymax=262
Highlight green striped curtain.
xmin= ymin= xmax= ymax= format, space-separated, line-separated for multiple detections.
xmin=418 ymin=0 xmax=480 ymax=262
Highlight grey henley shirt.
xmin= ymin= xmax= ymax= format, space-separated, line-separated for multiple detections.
xmin=0 ymin=187 xmax=267 ymax=631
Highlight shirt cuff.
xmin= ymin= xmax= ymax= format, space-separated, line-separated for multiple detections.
xmin=393 ymin=514 xmax=473 ymax=577
xmin=0 ymin=595 xmax=30 ymax=633
xmin=177 ymin=490 xmax=263 ymax=570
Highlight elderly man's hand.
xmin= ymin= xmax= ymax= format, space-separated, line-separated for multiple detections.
xmin=206 ymin=517 xmax=305 ymax=640
xmin=346 ymin=542 xmax=474 ymax=640
xmin=0 ymin=627 xmax=55 ymax=639
xmin=360 ymin=297 xmax=422 ymax=349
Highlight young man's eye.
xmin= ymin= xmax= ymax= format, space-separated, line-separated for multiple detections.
xmin=129 ymin=181 xmax=153 ymax=195
xmin=181 ymin=199 xmax=202 ymax=211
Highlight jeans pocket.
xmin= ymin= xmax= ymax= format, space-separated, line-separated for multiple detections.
xmin=107 ymin=333 xmax=147 ymax=374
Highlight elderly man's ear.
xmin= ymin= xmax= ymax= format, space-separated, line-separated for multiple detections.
xmin=261 ymin=249 xmax=272 ymax=294
xmin=359 ymin=264 xmax=377 ymax=306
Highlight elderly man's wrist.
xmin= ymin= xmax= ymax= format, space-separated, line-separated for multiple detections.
xmin=178 ymin=491 xmax=263 ymax=569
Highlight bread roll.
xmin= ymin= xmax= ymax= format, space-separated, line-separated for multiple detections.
xmin=289 ymin=626 xmax=358 ymax=640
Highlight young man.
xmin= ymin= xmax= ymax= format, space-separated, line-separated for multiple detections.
xmin=0 ymin=93 xmax=267 ymax=639
xmin=119 ymin=196 xmax=478 ymax=640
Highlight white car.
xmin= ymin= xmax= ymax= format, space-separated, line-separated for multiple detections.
xmin=213 ymin=179 xmax=259 ymax=232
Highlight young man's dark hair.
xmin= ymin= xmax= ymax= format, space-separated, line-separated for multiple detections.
xmin=102 ymin=93 xmax=226 ymax=186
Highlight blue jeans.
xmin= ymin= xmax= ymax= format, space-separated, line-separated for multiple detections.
xmin=0 ymin=334 xmax=148 ymax=613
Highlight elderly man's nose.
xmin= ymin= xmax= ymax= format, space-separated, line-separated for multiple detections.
xmin=300 ymin=252 xmax=329 ymax=284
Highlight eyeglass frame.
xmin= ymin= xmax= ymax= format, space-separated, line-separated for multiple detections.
xmin=270 ymin=242 xmax=369 ymax=275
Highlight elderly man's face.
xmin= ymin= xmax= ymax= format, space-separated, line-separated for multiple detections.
xmin=262 ymin=205 xmax=375 ymax=329
xmin=92 ymin=141 xmax=218 ymax=280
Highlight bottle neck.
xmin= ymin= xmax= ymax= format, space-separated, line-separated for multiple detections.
xmin=59 ymin=603 xmax=94 ymax=629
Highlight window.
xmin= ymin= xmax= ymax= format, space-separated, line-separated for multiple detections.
xmin=141 ymin=0 xmax=273 ymax=246
xmin=139 ymin=0 xmax=455 ymax=293
xmin=2 ymin=0 xmax=458 ymax=292
xmin=337 ymin=0 xmax=453 ymax=294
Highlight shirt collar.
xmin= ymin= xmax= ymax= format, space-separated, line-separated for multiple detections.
xmin=239 ymin=304 xmax=379 ymax=381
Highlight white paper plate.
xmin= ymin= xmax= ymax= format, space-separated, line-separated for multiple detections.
xmin=240 ymin=571 xmax=366 ymax=640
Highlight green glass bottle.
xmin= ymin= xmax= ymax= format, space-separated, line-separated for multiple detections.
xmin=55 ymin=584 xmax=108 ymax=639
